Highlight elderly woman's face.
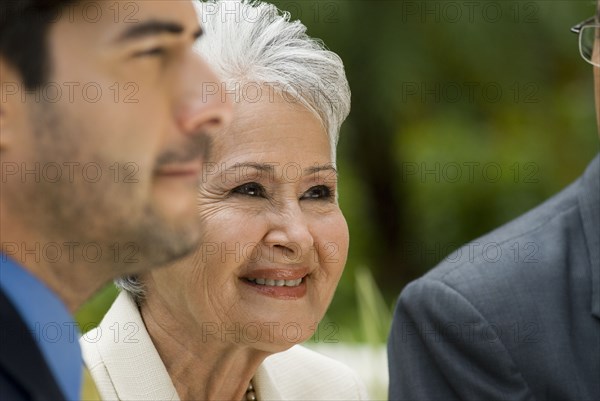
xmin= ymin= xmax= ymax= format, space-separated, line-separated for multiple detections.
xmin=143 ymin=92 xmax=349 ymax=351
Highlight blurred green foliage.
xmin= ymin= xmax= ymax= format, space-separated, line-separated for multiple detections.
xmin=354 ymin=267 xmax=393 ymax=344
xmin=78 ymin=1 xmax=599 ymax=343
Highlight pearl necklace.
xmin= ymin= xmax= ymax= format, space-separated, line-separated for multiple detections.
xmin=245 ymin=381 xmax=257 ymax=401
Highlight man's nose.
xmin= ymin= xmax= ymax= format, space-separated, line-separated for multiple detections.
xmin=175 ymin=51 xmax=233 ymax=138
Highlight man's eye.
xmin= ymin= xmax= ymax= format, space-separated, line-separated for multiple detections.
xmin=301 ymin=185 xmax=333 ymax=200
xmin=231 ymin=182 xmax=266 ymax=198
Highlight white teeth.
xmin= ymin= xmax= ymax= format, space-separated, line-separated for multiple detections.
xmin=248 ymin=278 xmax=303 ymax=287
xmin=285 ymin=279 xmax=302 ymax=287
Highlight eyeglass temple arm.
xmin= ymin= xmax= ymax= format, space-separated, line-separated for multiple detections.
xmin=571 ymin=16 xmax=597 ymax=34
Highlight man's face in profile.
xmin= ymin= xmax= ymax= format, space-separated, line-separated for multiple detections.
xmin=1 ymin=0 xmax=231 ymax=275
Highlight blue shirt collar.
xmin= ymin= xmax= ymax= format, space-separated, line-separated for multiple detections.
xmin=0 ymin=254 xmax=82 ymax=401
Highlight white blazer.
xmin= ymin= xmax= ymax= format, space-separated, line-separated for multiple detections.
xmin=81 ymin=292 xmax=369 ymax=400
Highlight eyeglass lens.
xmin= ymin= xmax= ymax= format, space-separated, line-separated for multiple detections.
xmin=580 ymin=25 xmax=598 ymax=62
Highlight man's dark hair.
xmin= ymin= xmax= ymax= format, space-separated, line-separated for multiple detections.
xmin=0 ymin=0 xmax=80 ymax=90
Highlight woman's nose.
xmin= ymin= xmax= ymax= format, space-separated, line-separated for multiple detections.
xmin=262 ymin=206 xmax=315 ymax=263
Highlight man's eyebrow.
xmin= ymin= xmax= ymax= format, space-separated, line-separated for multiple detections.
xmin=116 ymin=20 xmax=203 ymax=43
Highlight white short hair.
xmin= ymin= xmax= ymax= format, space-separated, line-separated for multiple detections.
xmin=197 ymin=0 xmax=350 ymax=159
xmin=115 ymin=0 xmax=351 ymax=300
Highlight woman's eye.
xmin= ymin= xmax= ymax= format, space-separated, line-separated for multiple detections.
xmin=301 ymin=185 xmax=333 ymax=200
xmin=231 ymin=182 xmax=266 ymax=198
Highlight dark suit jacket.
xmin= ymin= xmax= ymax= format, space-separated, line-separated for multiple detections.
xmin=0 ymin=289 xmax=66 ymax=401
xmin=388 ymin=155 xmax=600 ymax=401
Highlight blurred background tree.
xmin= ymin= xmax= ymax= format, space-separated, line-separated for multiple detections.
xmin=78 ymin=0 xmax=599 ymax=344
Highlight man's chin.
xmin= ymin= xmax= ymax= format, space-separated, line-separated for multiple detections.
xmin=114 ymin=212 xmax=202 ymax=276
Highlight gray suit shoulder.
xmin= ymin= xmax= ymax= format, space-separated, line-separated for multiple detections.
xmin=406 ymin=171 xmax=596 ymax=346
xmin=391 ymin=156 xmax=600 ymax=400
xmin=421 ymin=175 xmax=583 ymax=290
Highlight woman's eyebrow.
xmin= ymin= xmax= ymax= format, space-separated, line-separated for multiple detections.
xmin=224 ymin=163 xmax=337 ymax=176
xmin=304 ymin=165 xmax=338 ymax=177
xmin=225 ymin=162 xmax=276 ymax=174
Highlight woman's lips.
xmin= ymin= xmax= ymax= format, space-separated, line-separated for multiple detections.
xmin=242 ymin=268 xmax=309 ymax=281
xmin=240 ymin=268 xmax=309 ymax=299
xmin=246 ymin=277 xmax=303 ymax=287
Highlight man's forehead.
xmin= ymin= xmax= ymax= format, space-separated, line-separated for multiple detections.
xmin=117 ymin=0 xmax=197 ymax=22
xmin=53 ymin=0 xmax=200 ymax=40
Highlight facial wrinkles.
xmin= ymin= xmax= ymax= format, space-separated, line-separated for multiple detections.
xmin=164 ymin=275 xmax=211 ymax=337
xmin=198 ymin=262 xmax=243 ymax=326
xmin=197 ymin=199 xmax=232 ymax=223
xmin=176 ymin=93 xmax=344 ymax=329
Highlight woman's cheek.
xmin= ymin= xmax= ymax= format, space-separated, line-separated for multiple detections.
xmin=325 ymin=213 xmax=349 ymax=261
xmin=314 ymin=214 xmax=349 ymax=279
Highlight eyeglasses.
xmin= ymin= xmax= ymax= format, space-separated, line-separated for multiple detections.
xmin=571 ymin=16 xmax=600 ymax=67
